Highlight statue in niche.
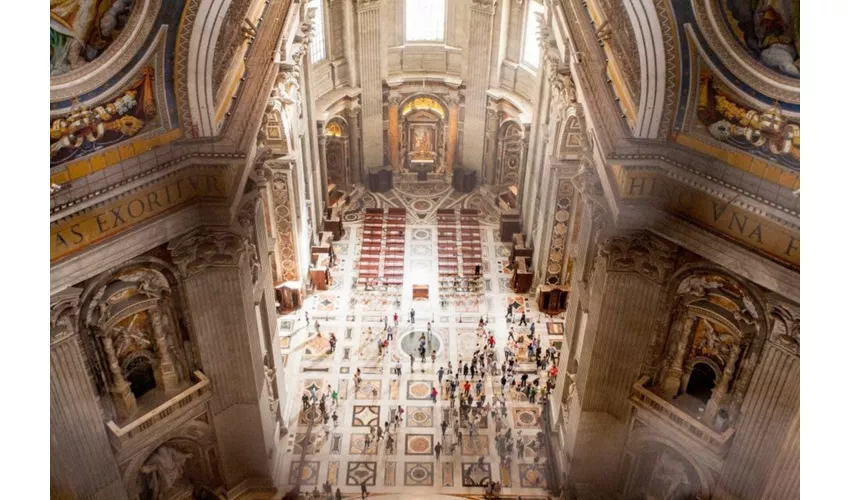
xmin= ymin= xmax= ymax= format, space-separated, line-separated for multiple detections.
xmin=646 ymin=452 xmax=694 ymax=500
xmin=112 ymin=321 xmax=152 ymax=359
xmin=140 ymin=444 xmax=193 ymax=499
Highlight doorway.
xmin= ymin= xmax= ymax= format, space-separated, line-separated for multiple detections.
xmin=685 ymin=363 xmax=716 ymax=403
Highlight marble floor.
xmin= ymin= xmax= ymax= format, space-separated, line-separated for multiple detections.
xmin=277 ymin=184 xmax=563 ymax=498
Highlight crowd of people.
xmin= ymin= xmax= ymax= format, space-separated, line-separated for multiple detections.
xmin=291 ymin=304 xmax=558 ymax=500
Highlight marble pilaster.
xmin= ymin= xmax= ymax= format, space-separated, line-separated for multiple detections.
xmin=168 ymin=229 xmax=273 ymax=488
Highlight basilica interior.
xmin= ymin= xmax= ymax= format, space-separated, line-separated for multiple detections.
xmin=49 ymin=1 xmax=801 ymax=499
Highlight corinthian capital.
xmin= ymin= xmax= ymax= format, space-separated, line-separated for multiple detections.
xmin=169 ymin=229 xmax=251 ymax=278
xmin=600 ymin=232 xmax=676 ymax=283
xmin=51 ymin=287 xmax=83 ymax=345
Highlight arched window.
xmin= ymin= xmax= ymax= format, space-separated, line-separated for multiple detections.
xmin=522 ymin=0 xmax=545 ymax=68
xmin=405 ymin=0 xmax=446 ymax=42
xmin=308 ymin=0 xmax=326 ymax=62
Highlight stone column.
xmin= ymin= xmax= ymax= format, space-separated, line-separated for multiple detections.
xmin=567 ymin=232 xmax=675 ymax=497
xmin=346 ymin=104 xmax=363 ymax=184
xmin=300 ymin=20 xmax=328 ymax=215
xmin=462 ymin=0 xmax=497 ymax=172
xmin=149 ymin=307 xmax=180 ymax=392
xmin=98 ymin=329 xmax=137 ymax=417
xmin=387 ymin=92 xmax=402 ymax=171
xmin=704 ymin=341 xmax=742 ymax=423
xmin=355 ymin=0 xmax=383 ymax=168
xmin=169 ymin=229 xmax=274 ymax=488
xmin=482 ymin=108 xmax=499 ymax=184
xmin=50 ymin=289 xmax=127 ymax=500
xmin=446 ymin=92 xmax=461 ymax=174
xmin=659 ymin=314 xmax=697 ymax=399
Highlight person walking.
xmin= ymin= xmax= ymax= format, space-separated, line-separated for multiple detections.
xmin=331 ymin=388 xmax=339 ymax=406
xmin=335 ymin=488 xmax=343 ymax=500
xmin=431 ymin=386 xmax=438 ymax=404
xmin=519 ymin=312 xmax=527 ymax=326
xmin=372 ymin=386 xmax=379 ymax=404
xmin=393 ymin=312 xmax=399 ymax=326
xmin=361 ymin=482 xmax=368 ymax=499
xmin=376 ymin=425 xmax=383 ymax=442
xmin=506 ymin=305 xmax=513 ymax=320
xmin=332 ymin=411 xmax=339 ymax=428
xmin=438 ymin=366 xmax=445 ymax=384
xmin=364 ymin=433 xmax=372 ymax=450
xmin=529 ymin=321 xmax=535 ymax=337
xmin=441 ymin=419 xmax=449 ymax=437
xmin=434 ymin=442 xmax=443 ymax=460
xmin=329 ymin=332 xmax=337 ymax=352
xmin=410 ymin=353 xmax=415 ymax=371
xmin=431 ymin=351 xmax=437 ymax=364
xmin=410 ymin=307 xmax=415 ymax=323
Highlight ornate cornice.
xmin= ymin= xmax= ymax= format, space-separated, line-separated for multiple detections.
xmin=168 ymin=229 xmax=251 ymax=278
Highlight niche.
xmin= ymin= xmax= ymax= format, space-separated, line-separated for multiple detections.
xmin=685 ymin=362 xmax=716 ymax=404
xmin=125 ymin=353 xmax=157 ymax=399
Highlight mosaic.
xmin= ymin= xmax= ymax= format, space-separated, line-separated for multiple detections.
xmin=406 ymin=406 xmax=434 ymax=427
xmin=404 ymin=462 xmax=435 ymax=486
xmin=461 ymin=435 xmax=490 ymax=456
xmin=547 ymin=322 xmax=565 ymax=335
xmin=355 ymin=380 xmax=382 ymax=400
xmin=346 ymin=462 xmax=377 ymax=486
xmin=512 ymin=407 xmax=542 ymax=429
xmin=289 ymin=461 xmax=319 ymax=486
xmin=519 ymin=464 xmax=547 ymax=488
xmin=384 ymin=461 xmax=397 ymax=486
xmin=349 ymin=434 xmax=379 ymax=455
xmin=299 ymin=406 xmax=323 ymax=426
xmin=442 ymin=461 xmax=454 ymax=487
xmin=412 ymin=229 xmax=432 ymax=241
xmin=500 ymin=463 xmax=512 ymax=487
xmin=461 ymin=462 xmax=491 ymax=487
xmin=406 ymin=380 xmax=433 ymax=400
xmin=327 ymin=461 xmax=339 ymax=485
xmin=404 ymin=434 xmax=434 ymax=455
xmin=293 ymin=433 xmax=324 ymax=455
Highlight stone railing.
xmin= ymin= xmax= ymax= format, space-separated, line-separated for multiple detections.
xmin=629 ymin=375 xmax=735 ymax=456
xmin=106 ymin=371 xmax=211 ymax=451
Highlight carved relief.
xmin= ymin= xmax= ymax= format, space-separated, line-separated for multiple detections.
xmin=572 ymin=161 xmax=609 ymax=228
xmin=766 ymin=302 xmax=800 ymax=356
xmin=545 ymin=179 xmax=576 ymax=285
xmin=601 ymin=232 xmax=676 ymax=284
xmin=51 ymin=290 xmax=81 ymax=345
xmin=271 ymin=170 xmax=299 ymax=282
xmin=596 ymin=0 xmax=641 ymax=106
xmin=168 ymin=229 xmax=250 ymax=278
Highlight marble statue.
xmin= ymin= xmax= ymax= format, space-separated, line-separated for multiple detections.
xmin=140 ymin=444 xmax=192 ymax=499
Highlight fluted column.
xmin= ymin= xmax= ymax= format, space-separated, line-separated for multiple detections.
xmin=387 ymin=92 xmax=402 ymax=171
xmin=317 ymin=128 xmax=330 ymax=200
xmin=50 ymin=289 xmax=127 ymax=500
xmin=355 ymin=0 xmax=383 ymax=168
xmin=169 ymin=229 xmax=273 ymax=488
xmin=568 ymin=232 xmax=675 ymax=496
xmin=482 ymin=108 xmax=499 ymax=184
xmin=715 ymin=343 xmax=800 ymax=499
xmin=149 ymin=307 xmax=179 ymax=392
xmin=345 ymin=104 xmax=363 ymax=184
xmin=446 ymin=92 xmax=460 ymax=174
xmin=462 ymin=0 xmax=498 ymax=172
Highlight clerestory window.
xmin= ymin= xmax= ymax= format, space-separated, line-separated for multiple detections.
xmin=405 ymin=0 xmax=446 ymax=42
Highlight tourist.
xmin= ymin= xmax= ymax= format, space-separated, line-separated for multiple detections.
xmin=331 ymin=388 xmax=338 ymax=405
xmin=431 ymin=351 xmax=437 ymax=364
xmin=437 ymin=366 xmax=445 ymax=384
xmin=394 ymin=312 xmax=399 ymax=325
xmin=434 ymin=441 xmax=443 ymax=460
xmin=376 ymin=425 xmax=383 ymax=442
xmin=506 ymin=304 xmax=513 ymax=320
xmin=360 ymin=482 xmax=368 ymax=499
xmin=329 ymin=332 xmax=337 ymax=352
xmin=335 ymin=488 xmax=342 ymax=500
xmin=410 ymin=353 xmax=415 ymax=371
xmin=431 ymin=386 xmax=438 ymax=403
xmin=410 ymin=307 xmax=415 ymax=323
xmin=441 ymin=419 xmax=448 ymax=437
xmin=332 ymin=411 xmax=338 ymax=428
xmin=519 ymin=312 xmax=527 ymax=326
xmin=372 ymin=386 xmax=379 ymax=404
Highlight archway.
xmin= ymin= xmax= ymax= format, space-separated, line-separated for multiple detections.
xmin=325 ymin=117 xmax=350 ymax=193
xmin=125 ymin=353 xmax=157 ymax=399
xmin=400 ymin=95 xmax=448 ymax=176
xmin=685 ymin=362 xmax=716 ymax=403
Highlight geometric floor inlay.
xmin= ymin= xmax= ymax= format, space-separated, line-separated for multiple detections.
xmin=518 ymin=463 xmax=547 ymax=488
xmin=461 ymin=435 xmax=489 ymax=456
xmin=406 ymin=380 xmax=432 ymax=400
xmin=461 ymin=462 xmax=492 ymax=487
xmin=512 ymin=407 xmax=542 ymax=429
xmin=404 ymin=433 xmax=434 ymax=455
xmin=404 ymin=462 xmax=435 ymax=486
xmin=406 ymin=406 xmax=434 ymax=427
xmin=289 ymin=461 xmax=319 ymax=485
xmin=346 ymin=461 xmax=377 ymax=486
xmin=349 ymin=433 xmax=379 ymax=455
xmin=352 ymin=405 xmax=380 ymax=427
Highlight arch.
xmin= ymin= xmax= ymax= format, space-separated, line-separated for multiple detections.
xmin=185 ymin=0 xmax=236 ymax=137
xmin=325 ymin=115 xmax=351 ymax=187
xmin=496 ymin=120 xmax=524 ymax=187
xmin=618 ymin=0 xmax=668 ymax=138
xmin=622 ymin=428 xmax=714 ymax=498
xmin=400 ymin=94 xmax=448 ymax=119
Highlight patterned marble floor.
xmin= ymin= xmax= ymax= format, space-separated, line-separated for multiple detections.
xmin=277 ymin=185 xmax=560 ymax=499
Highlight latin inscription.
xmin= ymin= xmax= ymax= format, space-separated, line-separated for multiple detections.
xmin=51 ymin=172 xmax=227 ymax=262
xmin=624 ymin=173 xmax=799 ymax=267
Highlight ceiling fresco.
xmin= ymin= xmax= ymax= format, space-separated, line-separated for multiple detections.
xmin=666 ymin=0 xmax=800 ymax=176
xmin=50 ymin=0 xmax=186 ymax=173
